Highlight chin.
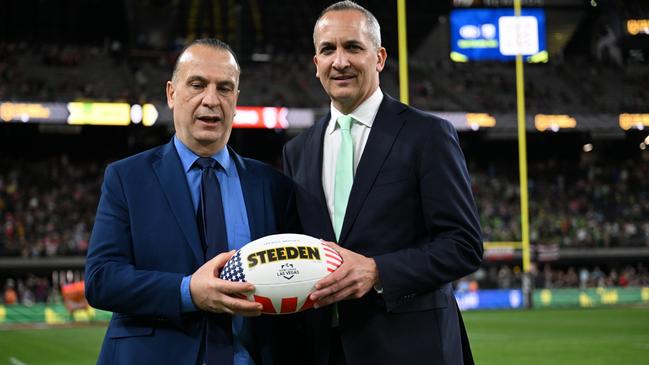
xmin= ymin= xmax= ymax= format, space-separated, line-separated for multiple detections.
xmin=193 ymin=131 xmax=221 ymax=144
xmin=328 ymin=90 xmax=354 ymax=101
xmin=331 ymin=94 xmax=358 ymax=108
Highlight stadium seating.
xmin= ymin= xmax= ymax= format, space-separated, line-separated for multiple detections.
xmin=473 ymin=158 xmax=649 ymax=247
xmin=2 ymin=41 xmax=648 ymax=114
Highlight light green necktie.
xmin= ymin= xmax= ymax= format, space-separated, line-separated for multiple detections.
xmin=333 ymin=115 xmax=354 ymax=241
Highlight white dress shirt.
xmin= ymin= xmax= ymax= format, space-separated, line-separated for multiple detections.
xmin=322 ymin=88 xmax=384 ymax=226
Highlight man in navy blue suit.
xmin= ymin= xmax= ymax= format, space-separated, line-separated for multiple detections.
xmin=85 ymin=39 xmax=299 ymax=365
xmin=283 ymin=2 xmax=483 ymax=364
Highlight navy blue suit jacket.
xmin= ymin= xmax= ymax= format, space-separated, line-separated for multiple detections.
xmin=85 ymin=140 xmax=299 ymax=365
xmin=283 ymin=94 xmax=483 ymax=365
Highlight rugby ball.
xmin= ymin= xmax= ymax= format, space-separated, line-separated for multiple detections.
xmin=219 ymin=233 xmax=343 ymax=314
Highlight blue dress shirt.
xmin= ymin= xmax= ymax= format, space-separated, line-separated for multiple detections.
xmin=174 ymin=136 xmax=255 ymax=365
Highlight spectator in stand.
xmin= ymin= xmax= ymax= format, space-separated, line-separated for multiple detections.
xmin=468 ymin=264 xmax=649 ymax=289
xmin=471 ymin=158 xmax=649 ymax=249
xmin=0 ymin=155 xmax=100 ymax=257
xmin=1 ymin=35 xmax=647 ymax=112
xmin=3 ymin=279 xmax=18 ymax=305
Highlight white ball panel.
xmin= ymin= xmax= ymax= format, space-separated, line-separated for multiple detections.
xmin=220 ymin=233 xmax=343 ymax=314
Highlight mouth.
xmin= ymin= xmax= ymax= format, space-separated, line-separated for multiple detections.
xmin=196 ymin=115 xmax=223 ymax=124
xmin=331 ymin=74 xmax=356 ymax=81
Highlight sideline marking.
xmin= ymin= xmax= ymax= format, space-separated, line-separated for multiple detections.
xmin=9 ymin=357 xmax=27 ymax=365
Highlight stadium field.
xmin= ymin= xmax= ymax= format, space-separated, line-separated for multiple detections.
xmin=0 ymin=307 xmax=647 ymax=365
xmin=465 ymin=306 xmax=649 ymax=365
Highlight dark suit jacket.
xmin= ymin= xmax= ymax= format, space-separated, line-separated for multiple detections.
xmin=85 ymin=139 xmax=299 ymax=365
xmin=283 ymin=94 xmax=483 ymax=365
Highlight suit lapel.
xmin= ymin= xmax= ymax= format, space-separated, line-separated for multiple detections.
xmin=230 ymin=147 xmax=264 ymax=240
xmin=340 ymin=95 xmax=406 ymax=243
xmin=308 ymin=115 xmax=336 ymax=241
xmin=152 ymin=140 xmax=204 ymax=263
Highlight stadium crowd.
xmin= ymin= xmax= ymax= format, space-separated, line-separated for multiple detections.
xmin=472 ymin=158 xmax=649 ymax=248
xmin=2 ymin=41 xmax=648 ymax=114
xmin=457 ymin=263 xmax=649 ymax=291
xmin=1 ymin=153 xmax=647 ymax=258
xmin=0 ymin=155 xmax=101 ymax=257
xmin=2 ymin=276 xmax=53 ymax=306
xmin=4 ymin=264 xmax=648 ymax=306
xmin=408 ymin=59 xmax=649 ymax=114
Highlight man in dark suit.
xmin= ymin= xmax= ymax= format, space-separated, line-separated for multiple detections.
xmin=283 ymin=2 xmax=483 ymax=364
xmin=85 ymin=39 xmax=298 ymax=365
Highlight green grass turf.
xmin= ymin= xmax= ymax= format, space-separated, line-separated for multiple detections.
xmin=464 ymin=306 xmax=649 ymax=365
xmin=0 ymin=307 xmax=647 ymax=364
xmin=0 ymin=325 xmax=106 ymax=365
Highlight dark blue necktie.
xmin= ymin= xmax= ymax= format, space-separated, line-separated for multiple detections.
xmin=195 ymin=157 xmax=233 ymax=365
xmin=195 ymin=157 xmax=228 ymax=258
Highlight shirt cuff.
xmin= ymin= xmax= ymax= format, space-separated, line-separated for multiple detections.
xmin=180 ymin=275 xmax=198 ymax=312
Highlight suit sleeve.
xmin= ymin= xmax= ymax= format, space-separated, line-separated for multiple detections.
xmin=372 ymin=120 xmax=483 ymax=310
xmin=84 ymin=164 xmax=185 ymax=324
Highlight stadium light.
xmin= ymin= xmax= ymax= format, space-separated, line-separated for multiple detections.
xmin=466 ymin=113 xmax=496 ymax=130
xmin=535 ymin=114 xmax=576 ymax=132
xmin=130 ymin=104 xmax=143 ymax=124
xmin=627 ymin=19 xmax=649 ymax=36
xmin=619 ymin=113 xmax=649 ymax=130
xmin=67 ymin=102 xmax=131 ymax=126
xmin=0 ymin=102 xmax=53 ymax=122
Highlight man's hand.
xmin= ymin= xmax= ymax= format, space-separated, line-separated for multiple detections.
xmin=309 ymin=241 xmax=379 ymax=308
xmin=189 ymin=250 xmax=263 ymax=316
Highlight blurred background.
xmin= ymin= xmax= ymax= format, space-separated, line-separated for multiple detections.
xmin=0 ymin=0 xmax=648 ymax=364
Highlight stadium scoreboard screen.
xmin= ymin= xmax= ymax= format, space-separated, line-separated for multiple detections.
xmin=450 ymin=8 xmax=547 ymax=62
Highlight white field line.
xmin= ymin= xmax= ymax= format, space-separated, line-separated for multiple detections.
xmin=9 ymin=357 xmax=27 ymax=365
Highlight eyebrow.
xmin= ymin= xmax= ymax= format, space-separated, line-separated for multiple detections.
xmin=185 ymin=75 xmax=208 ymax=84
xmin=318 ymin=41 xmax=334 ymax=49
xmin=343 ymin=40 xmax=363 ymax=48
xmin=318 ymin=39 xmax=363 ymax=49
xmin=185 ymin=75 xmax=236 ymax=87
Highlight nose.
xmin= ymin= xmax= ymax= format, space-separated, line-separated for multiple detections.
xmin=201 ymin=85 xmax=220 ymax=108
xmin=332 ymin=49 xmax=350 ymax=71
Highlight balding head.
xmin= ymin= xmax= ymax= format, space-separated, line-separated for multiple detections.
xmin=313 ymin=1 xmax=381 ymax=51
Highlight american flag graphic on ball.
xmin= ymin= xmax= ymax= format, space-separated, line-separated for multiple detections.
xmin=219 ymin=233 xmax=343 ymax=314
xmin=220 ymin=251 xmax=246 ymax=282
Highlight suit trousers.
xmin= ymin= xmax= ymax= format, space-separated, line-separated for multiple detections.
xmin=329 ymin=328 xmax=347 ymax=365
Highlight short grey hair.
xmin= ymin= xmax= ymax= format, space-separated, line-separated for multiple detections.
xmin=313 ymin=1 xmax=382 ymax=50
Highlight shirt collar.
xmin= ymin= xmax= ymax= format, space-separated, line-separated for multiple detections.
xmin=327 ymin=87 xmax=384 ymax=135
xmin=173 ymin=135 xmax=233 ymax=176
